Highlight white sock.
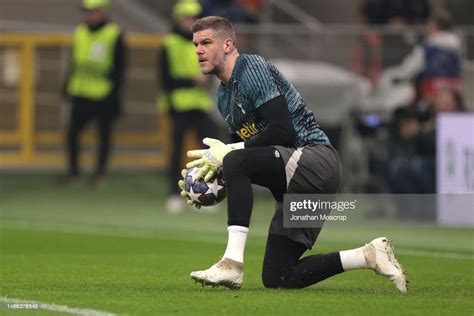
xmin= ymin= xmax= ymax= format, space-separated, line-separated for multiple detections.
xmin=223 ymin=225 xmax=249 ymax=263
xmin=339 ymin=246 xmax=368 ymax=271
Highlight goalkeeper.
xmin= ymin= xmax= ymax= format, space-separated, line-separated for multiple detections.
xmin=180 ymin=16 xmax=407 ymax=292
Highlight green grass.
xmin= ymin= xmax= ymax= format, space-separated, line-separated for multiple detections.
xmin=1 ymin=173 xmax=473 ymax=315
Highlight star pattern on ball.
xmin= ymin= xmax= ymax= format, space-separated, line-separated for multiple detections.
xmin=187 ymin=185 xmax=202 ymax=203
xmin=206 ymin=177 xmax=224 ymax=198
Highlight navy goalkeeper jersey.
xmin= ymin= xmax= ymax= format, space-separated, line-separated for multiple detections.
xmin=217 ymin=54 xmax=330 ymax=148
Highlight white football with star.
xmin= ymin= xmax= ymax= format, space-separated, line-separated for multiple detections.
xmin=183 ymin=167 xmax=226 ymax=207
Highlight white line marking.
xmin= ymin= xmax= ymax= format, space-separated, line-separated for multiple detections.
xmin=0 ymin=297 xmax=118 ymax=316
xmin=397 ymin=249 xmax=474 ymax=260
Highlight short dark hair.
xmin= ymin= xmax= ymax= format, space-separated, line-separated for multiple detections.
xmin=191 ymin=16 xmax=236 ymax=41
xmin=430 ymin=8 xmax=454 ymax=31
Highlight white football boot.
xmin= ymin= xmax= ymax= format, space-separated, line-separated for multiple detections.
xmin=190 ymin=258 xmax=244 ymax=290
xmin=364 ymin=237 xmax=408 ymax=293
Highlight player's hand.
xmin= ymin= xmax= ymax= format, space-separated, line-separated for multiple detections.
xmin=186 ymin=138 xmax=243 ymax=182
xmin=178 ymin=169 xmax=201 ymax=209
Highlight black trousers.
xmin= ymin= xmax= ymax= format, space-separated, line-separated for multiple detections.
xmin=169 ymin=110 xmax=216 ymax=195
xmin=222 ymin=146 xmax=344 ymax=289
xmin=262 ymin=233 xmax=343 ymax=289
xmin=67 ymin=99 xmax=117 ymax=176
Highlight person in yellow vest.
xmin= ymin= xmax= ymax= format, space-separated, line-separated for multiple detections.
xmin=159 ymin=0 xmax=216 ymax=212
xmin=62 ymin=0 xmax=126 ymax=185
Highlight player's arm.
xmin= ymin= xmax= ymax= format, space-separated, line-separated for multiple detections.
xmin=238 ymin=57 xmax=296 ymax=147
xmin=230 ymin=133 xmax=242 ymax=143
xmin=244 ymin=95 xmax=296 ymax=147
xmin=186 ymin=95 xmax=296 ymax=181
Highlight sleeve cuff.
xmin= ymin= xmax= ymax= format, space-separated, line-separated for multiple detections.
xmin=230 ymin=142 xmax=245 ymax=150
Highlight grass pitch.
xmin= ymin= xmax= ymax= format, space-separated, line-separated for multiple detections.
xmin=1 ymin=173 xmax=473 ymax=315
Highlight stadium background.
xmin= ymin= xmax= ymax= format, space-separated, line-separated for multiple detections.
xmin=0 ymin=1 xmax=473 ymax=315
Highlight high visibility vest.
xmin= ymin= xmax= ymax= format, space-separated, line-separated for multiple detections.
xmin=68 ymin=23 xmax=120 ymax=100
xmin=158 ymin=33 xmax=212 ymax=113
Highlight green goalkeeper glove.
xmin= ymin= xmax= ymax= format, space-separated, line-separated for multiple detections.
xmin=186 ymin=138 xmax=244 ymax=182
xmin=178 ymin=169 xmax=201 ymax=209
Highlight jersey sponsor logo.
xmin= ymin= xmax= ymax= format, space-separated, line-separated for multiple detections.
xmin=236 ymin=122 xmax=259 ymax=140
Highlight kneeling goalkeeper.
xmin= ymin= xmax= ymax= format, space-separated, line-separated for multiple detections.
xmin=179 ymin=16 xmax=407 ymax=292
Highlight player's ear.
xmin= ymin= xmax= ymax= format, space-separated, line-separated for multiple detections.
xmin=223 ymin=38 xmax=234 ymax=54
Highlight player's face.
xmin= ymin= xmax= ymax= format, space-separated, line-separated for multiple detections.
xmin=193 ymin=29 xmax=226 ymax=75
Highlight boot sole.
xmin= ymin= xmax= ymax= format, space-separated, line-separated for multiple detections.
xmin=191 ymin=275 xmax=242 ymax=290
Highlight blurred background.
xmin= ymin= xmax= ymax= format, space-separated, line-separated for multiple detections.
xmin=0 ymin=0 xmax=473 ymax=225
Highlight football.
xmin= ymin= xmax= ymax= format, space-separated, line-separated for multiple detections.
xmin=183 ymin=167 xmax=226 ymax=207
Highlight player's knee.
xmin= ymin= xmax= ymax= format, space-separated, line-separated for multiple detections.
xmin=262 ymin=274 xmax=298 ymax=289
xmin=223 ymin=150 xmax=248 ymax=177
xmin=262 ymin=268 xmax=305 ymax=289
xmin=262 ymin=270 xmax=280 ymax=289
xmin=261 ymin=268 xmax=293 ymax=289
